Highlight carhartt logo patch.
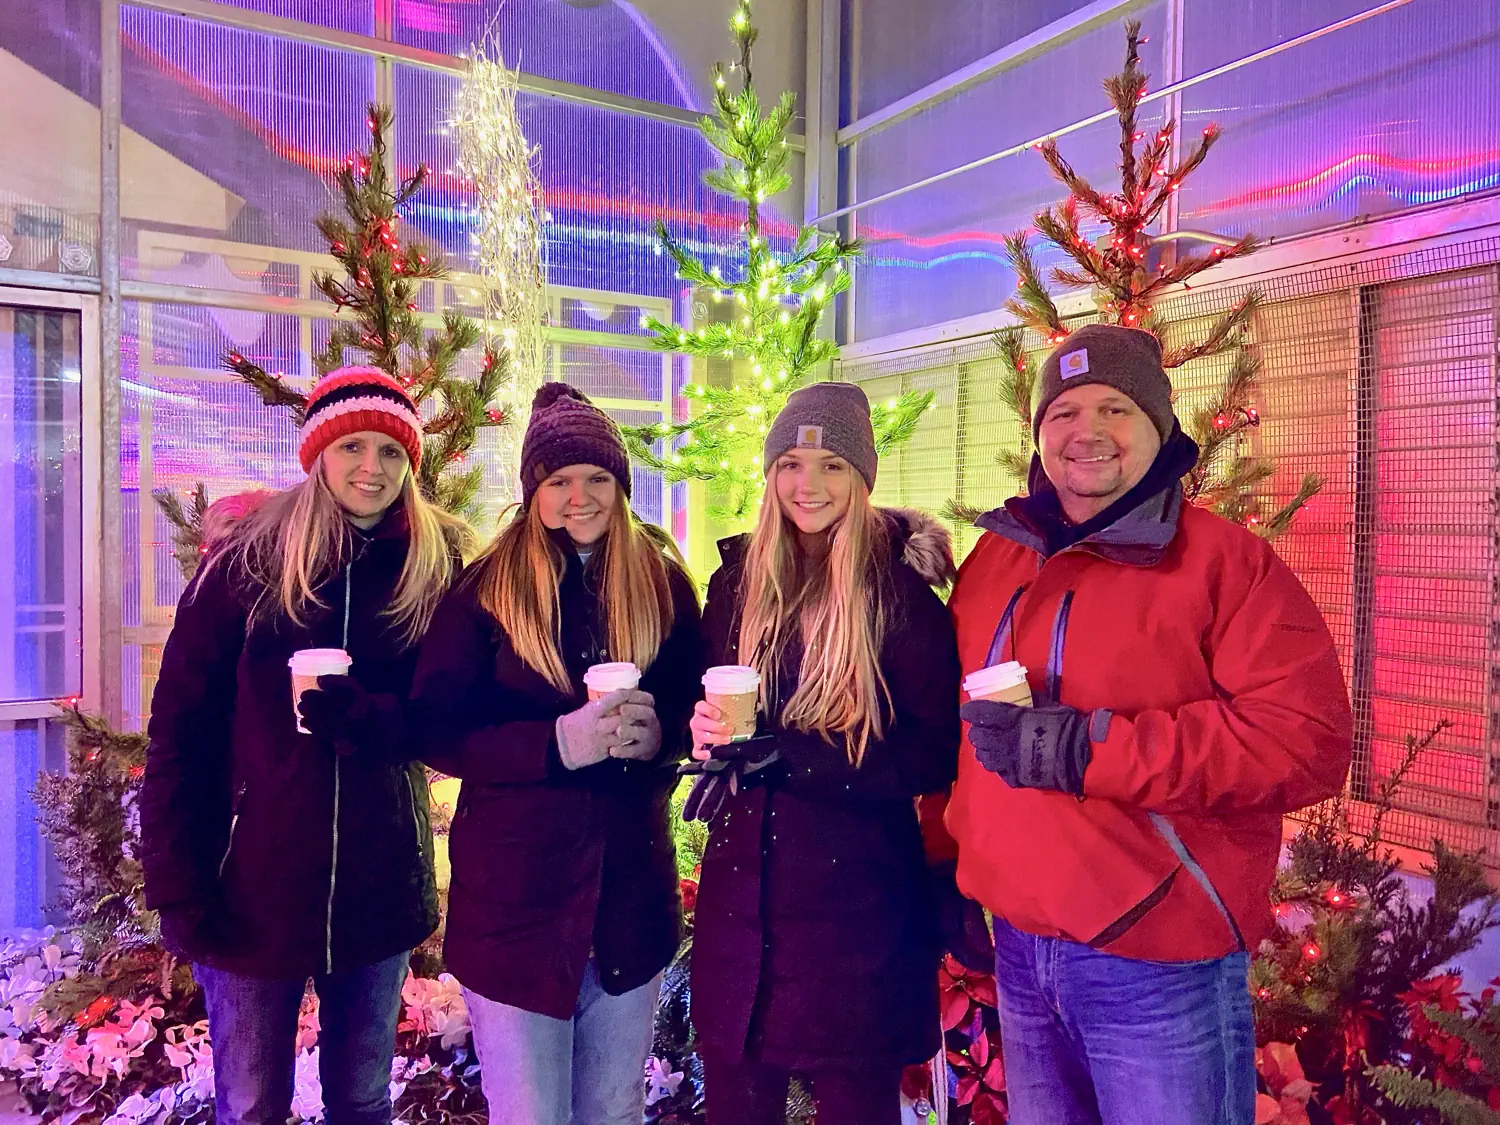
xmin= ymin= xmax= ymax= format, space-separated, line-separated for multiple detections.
xmin=1060 ymin=349 xmax=1090 ymax=379
xmin=796 ymin=425 xmax=824 ymax=449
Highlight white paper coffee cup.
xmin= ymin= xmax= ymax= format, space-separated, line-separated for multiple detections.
xmin=963 ymin=661 xmax=1033 ymax=706
xmin=289 ymin=648 xmax=353 ymax=734
xmin=702 ymin=665 xmax=761 ymax=741
xmin=584 ymin=662 xmax=641 ymax=701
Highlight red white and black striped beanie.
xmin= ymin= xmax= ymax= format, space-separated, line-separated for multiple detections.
xmin=298 ymin=366 xmax=424 ymax=473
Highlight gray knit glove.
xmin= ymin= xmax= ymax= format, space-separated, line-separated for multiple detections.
xmin=556 ymin=689 xmax=636 ymax=770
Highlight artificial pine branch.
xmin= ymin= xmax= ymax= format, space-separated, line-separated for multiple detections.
xmin=993 ymin=328 xmax=1038 ymax=435
xmin=1368 ymin=1065 xmax=1500 ymax=1125
xmin=152 ymin=483 xmax=209 ymax=580
xmin=1001 ymin=234 xmax=1066 ymax=338
xmin=221 ymin=101 xmax=511 ymax=517
xmin=941 ymin=499 xmax=984 ymax=526
xmin=620 ymin=1 xmax=927 ymax=528
xmin=222 ymin=350 xmax=308 ymax=423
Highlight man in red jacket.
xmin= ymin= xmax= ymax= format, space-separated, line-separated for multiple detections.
xmin=945 ymin=323 xmax=1352 ymax=1125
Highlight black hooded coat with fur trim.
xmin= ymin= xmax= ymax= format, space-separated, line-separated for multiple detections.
xmin=690 ymin=508 xmax=962 ymax=1071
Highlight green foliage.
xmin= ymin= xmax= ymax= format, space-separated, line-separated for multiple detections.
xmin=1370 ymin=1063 xmax=1500 ymax=1125
xmin=619 ymin=2 xmax=930 ymax=525
xmin=223 ymin=102 xmax=512 ymax=520
xmin=1251 ymin=721 xmax=1500 ymax=1122
xmin=152 ymin=483 xmax=209 ymax=581
xmin=971 ymin=20 xmax=1318 ymax=538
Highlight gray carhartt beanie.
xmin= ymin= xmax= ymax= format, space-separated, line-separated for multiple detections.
xmin=1032 ymin=323 xmax=1175 ymax=441
xmin=763 ymin=382 xmax=878 ymax=490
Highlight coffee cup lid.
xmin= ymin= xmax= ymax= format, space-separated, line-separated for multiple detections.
xmin=963 ymin=661 xmax=1028 ymax=694
xmin=289 ymin=648 xmax=353 ymax=673
xmin=702 ymin=665 xmax=760 ymax=693
xmin=583 ymin=661 xmax=641 ymax=688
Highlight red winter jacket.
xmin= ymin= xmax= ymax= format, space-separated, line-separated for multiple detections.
xmin=935 ymin=486 xmax=1352 ymax=961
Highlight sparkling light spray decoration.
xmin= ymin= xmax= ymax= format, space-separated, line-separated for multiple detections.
xmin=453 ymin=36 xmax=550 ymax=494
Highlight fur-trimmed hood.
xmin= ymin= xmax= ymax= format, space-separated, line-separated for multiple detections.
xmin=715 ymin=505 xmax=956 ymax=589
xmin=881 ymin=507 xmax=957 ymax=589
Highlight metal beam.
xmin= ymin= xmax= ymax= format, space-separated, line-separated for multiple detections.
xmin=123 ymin=0 xmax=804 ymax=149
xmin=836 ymin=0 xmax=1152 ymax=148
xmin=100 ymin=0 xmax=124 ymax=726
xmin=802 ymin=0 xmax=841 ymax=226
xmin=816 ymin=0 xmax=1417 ymax=225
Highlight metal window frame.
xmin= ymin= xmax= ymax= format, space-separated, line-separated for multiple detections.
xmin=837 ymin=0 xmax=1154 ymax=149
xmin=825 ymin=0 xmax=1417 ymax=230
xmin=0 ymin=286 xmax=104 ymax=724
xmin=125 ymin=0 xmax=806 ymax=148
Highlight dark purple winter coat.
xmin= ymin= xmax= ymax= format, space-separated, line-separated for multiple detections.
xmin=141 ymin=509 xmax=444 ymax=980
xmin=690 ymin=508 xmax=962 ymax=1071
xmin=408 ymin=525 xmax=702 ymax=1019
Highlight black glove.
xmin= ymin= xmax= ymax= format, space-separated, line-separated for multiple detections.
xmin=681 ymin=765 xmax=731 ymax=823
xmin=961 ymin=699 xmax=1097 ymax=795
xmin=298 ymin=675 xmax=403 ymax=758
xmin=678 ymin=736 xmax=782 ymax=823
xmin=930 ymin=861 xmax=994 ymax=973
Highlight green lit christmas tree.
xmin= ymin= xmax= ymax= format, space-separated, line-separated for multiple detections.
xmin=947 ymin=21 xmax=1319 ymax=540
xmin=620 ymin=1 xmax=931 ymax=524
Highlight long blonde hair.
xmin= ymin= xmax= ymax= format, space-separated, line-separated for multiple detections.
xmin=475 ymin=492 xmax=681 ymax=694
xmin=213 ymin=465 xmax=473 ymax=648
xmin=737 ymin=473 xmax=893 ymax=765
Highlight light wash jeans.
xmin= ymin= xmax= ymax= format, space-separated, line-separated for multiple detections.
xmin=992 ymin=919 xmax=1255 ymax=1125
xmin=464 ymin=958 xmax=662 ymax=1125
xmin=195 ymin=952 xmax=409 ymax=1125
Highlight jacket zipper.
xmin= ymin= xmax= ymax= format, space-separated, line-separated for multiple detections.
xmin=404 ymin=770 xmax=423 ymax=852
xmin=218 ymin=782 xmax=248 ymax=879
xmin=325 ymin=562 xmax=353 ymax=974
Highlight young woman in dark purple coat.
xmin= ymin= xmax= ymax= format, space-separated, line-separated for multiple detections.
xmin=684 ymin=382 xmax=964 ymax=1125
xmin=407 ymin=384 xmax=702 ymax=1125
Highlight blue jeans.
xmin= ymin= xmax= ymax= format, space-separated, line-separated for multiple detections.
xmin=196 ymin=952 xmax=409 ymax=1125
xmin=464 ymin=959 xmax=662 ymax=1125
xmin=992 ymin=920 xmax=1254 ymax=1125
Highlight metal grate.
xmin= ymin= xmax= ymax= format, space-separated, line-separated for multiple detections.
xmin=844 ymin=238 xmax=1500 ymax=865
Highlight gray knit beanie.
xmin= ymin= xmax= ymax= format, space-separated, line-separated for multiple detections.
xmin=763 ymin=382 xmax=878 ymax=490
xmin=1033 ymin=323 xmax=1175 ymax=441
xmin=519 ymin=382 xmax=632 ymax=506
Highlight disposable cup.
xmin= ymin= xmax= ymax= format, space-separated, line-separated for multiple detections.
xmin=585 ymin=662 xmax=641 ymax=701
xmin=963 ymin=661 xmax=1033 ymax=706
xmin=702 ymin=665 xmax=761 ymax=741
xmin=289 ymin=648 xmax=353 ymax=734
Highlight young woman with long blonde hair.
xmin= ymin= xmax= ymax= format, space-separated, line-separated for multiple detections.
xmin=685 ymin=383 xmax=964 ymax=1125
xmin=408 ymin=382 xmax=702 ymax=1125
xmin=141 ymin=366 xmax=472 ymax=1125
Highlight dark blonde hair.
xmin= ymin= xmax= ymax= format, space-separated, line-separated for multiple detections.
xmin=475 ymin=488 xmax=682 ymax=693
xmin=737 ymin=470 xmax=892 ymax=764
xmin=213 ymin=465 xmax=473 ymax=648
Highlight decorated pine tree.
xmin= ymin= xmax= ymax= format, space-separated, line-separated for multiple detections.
xmin=1249 ymin=720 xmax=1500 ymax=1122
xmin=948 ymin=20 xmax=1319 ymax=539
xmin=620 ymin=0 xmax=931 ymax=524
xmin=221 ymin=102 xmax=513 ymax=522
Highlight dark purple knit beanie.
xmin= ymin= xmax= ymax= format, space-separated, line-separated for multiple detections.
xmin=519 ymin=382 xmax=632 ymax=506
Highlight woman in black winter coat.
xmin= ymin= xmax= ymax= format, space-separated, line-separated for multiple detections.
xmin=140 ymin=366 xmax=472 ymax=1125
xmin=407 ymin=383 xmax=702 ymax=1125
xmin=685 ymin=382 xmax=963 ymax=1125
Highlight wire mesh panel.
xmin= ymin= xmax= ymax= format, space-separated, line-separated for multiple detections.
xmin=1366 ymin=268 xmax=1496 ymax=845
xmin=844 ymin=242 xmax=1500 ymax=865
